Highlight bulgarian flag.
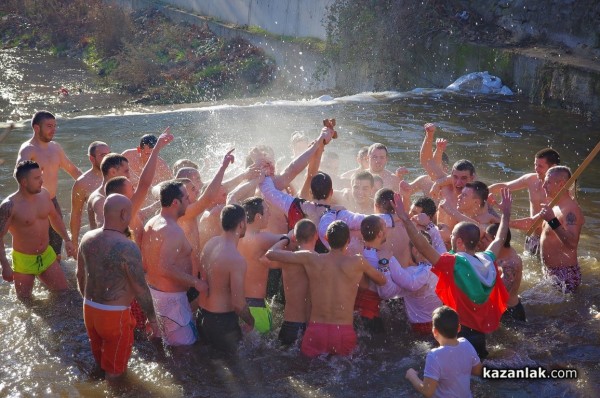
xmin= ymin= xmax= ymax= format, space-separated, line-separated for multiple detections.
xmin=431 ymin=251 xmax=509 ymax=333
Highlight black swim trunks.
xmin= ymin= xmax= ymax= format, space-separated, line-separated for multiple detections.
xmin=278 ymin=321 xmax=307 ymax=346
xmin=197 ymin=307 xmax=242 ymax=354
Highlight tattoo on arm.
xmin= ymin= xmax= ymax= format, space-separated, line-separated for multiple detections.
xmin=0 ymin=201 xmax=13 ymax=236
xmin=566 ymin=212 xmax=577 ymax=226
xmin=121 ymin=242 xmax=156 ymax=319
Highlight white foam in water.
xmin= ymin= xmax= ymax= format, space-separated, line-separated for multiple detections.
xmin=520 ymin=278 xmax=570 ymax=305
xmin=446 ymin=71 xmax=513 ymax=95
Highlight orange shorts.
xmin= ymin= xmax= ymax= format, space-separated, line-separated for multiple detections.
xmin=83 ymin=299 xmax=135 ymax=375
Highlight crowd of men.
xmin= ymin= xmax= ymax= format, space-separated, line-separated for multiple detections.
xmin=0 ymin=111 xmax=585 ymax=387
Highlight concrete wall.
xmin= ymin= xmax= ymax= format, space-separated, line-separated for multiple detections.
xmin=164 ymin=0 xmax=333 ymax=39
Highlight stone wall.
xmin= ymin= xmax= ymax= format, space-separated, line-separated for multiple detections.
xmin=163 ymin=0 xmax=332 ymax=39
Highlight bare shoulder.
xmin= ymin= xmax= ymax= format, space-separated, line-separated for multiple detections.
xmin=17 ymin=140 xmax=35 ymax=156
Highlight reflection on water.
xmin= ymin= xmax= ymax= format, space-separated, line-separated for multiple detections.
xmin=1 ymin=50 xmax=600 ymax=397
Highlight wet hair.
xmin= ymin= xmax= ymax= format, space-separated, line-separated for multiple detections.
xmin=173 ymin=159 xmax=199 ymax=175
xmin=160 ymin=180 xmax=184 ymax=207
xmin=326 ymin=220 xmax=350 ymax=249
xmin=464 ymin=181 xmax=489 ymax=207
xmin=241 ymin=196 xmax=264 ymax=223
xmin=432 ymin=306 xmax=460 ymax=339
xmin=452 ymin=159 xmax=476 ymax=176
xmin=88 ymin=141 xmax=108 ymax=157
xmin=351 ymin=170 xmax=374 ymax=187
xmin=221 ymin=204 xmax=246 ymax=232
xmin=360 ymin=215 xmax=384 ymax=242
xmin=547 ymin=165 xmax=572 ymax=180
xmin=368 ymin=143 xmax=388 ymax=156
xmin=413 ymin=196 xmax=437 ymax=219
xmin=15 ymin=160 xmax=40 ymax=182
xmin=31 ymin=110 xmax=55 ymax=128
xmin=101 ymin=153 xmax=128 ymax=177
xmin=105 ymin=176 xmax=128 ymax=196
xmin=454 ymin=222 xmax=480 ymax=251
xmin=294 ymin=219 xmax=317 ymax=244
xmin=535 ymin=148 xmax=561 ymax=166
xmin=374 ymin=188 xmax=395 ymax=214
xmin=311 ymin=172 xmax=332 ymax=200
xmin=486 ymin=223 xmax=511 ymax=248
xmin=139 ymin=134 xmax=158 ymax=149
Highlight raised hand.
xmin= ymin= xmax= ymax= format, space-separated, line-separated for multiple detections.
xmin=222 ymin=148 xmax=235 ymax=168
xmin=435 ymin=138 xmax=447 ymax=152
xmin=395 ymin=166 xmax=409 ymax=177
xmin=392 ymin=192 xmax=409 ymax=221
xmin=498 ymin=187 xmax=513 ymax=216
xmin=424 ymin=123 xmax=436 ymax=136
xmin=156 ymin=126 xmax=174 ymax=150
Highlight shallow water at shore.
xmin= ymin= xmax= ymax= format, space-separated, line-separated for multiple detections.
xmin=1 ymin=49 xmax=599 ymax=397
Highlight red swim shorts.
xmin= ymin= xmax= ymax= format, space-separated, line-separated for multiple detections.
xmin=301 ymin=321 xmax=357 ymax=357
xmin=83 ymin=300 xmax=136 ymax=375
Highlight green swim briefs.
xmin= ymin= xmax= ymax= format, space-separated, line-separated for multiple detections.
xmin=247 ymin=298 xmax=272 ymax=334
xmin=12 ymin=246 xmax=57 ymax=275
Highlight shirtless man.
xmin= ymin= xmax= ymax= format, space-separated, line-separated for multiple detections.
xmin=367 ymin=143 xmax=402 ymax=190
xmin=333 ymin=170 xmax=375 ymax=214
xmin=196 ymin=204 xmax=255 ymax=354
xmin=490 ymin=148 xmax=561 ymax=256
xmin=417 ymin=123 xmax=450 ymax=195
xmin=440 ymin=181 xmax=499 ymax=235
xmin=238 ymin=197 xmax=285 ymax=334
xmin=526 ymin=166 xmax=583 ymax=293
xmin=481 ymin=224 xmax=525 ymax=321
xmin=276 ymin=219 xmax=317 ymax=346
xmin=430 ymin=159 xmax=477 ymax=241
xmin=70 ymin=141 xmax=110 ymax=250
xmin=122 ymin=133 xmax=173 ymax=189
xmin=0 ymin=161 xmax=75 ymax=299
xmin=142 ymin=180 xmax=207 ymax=346
xmin=76 ymin=194 xmax=157 ymax=380
xmin=266 ymin=220 xmax=386 ymax=357
xmin=16 ymin=111 xmax=81 ymax=257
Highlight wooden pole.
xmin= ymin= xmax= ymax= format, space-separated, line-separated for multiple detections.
xmin=526 ymin=139 xmax=600 ymax=236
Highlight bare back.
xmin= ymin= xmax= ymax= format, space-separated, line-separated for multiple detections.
xmin=304 ymin=252 xmax=369 ymax=325
xmin=281 ymin=263 xmax=310 ymax=323
xmin=78 ymin=229 xmax=142 ymax=306
xmin=199 ymin=235 xmax=247 ymax=313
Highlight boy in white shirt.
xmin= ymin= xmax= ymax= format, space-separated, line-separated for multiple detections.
xmin=406 ymin=306 xmax=483 ymax=397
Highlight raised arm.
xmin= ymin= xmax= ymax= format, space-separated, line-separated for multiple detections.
xmin=394 ymin=193 xmax=441 ymax=265
xmin=273 ymin=127 xmax=333 ymax=190
xmin=183 ymin=149 xmax=235 ymax=219
xmin=419 ymin=123 xmax=435 ymax=173
xmin=0 ymin=199 xmax=14 ymax=282
xmin=485 ymin=188 xmax=512 ymax=257
xmin=131 ymin=128 xmax=174 ymax=216
xmin=488 ymin=174 xmax=532 ymax=195
xmin=299 ymin=134 xmax=326 ymax=199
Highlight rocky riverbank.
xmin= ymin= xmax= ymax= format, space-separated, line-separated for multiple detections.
xmin=0 ymin=2 xmax=275 ymax=107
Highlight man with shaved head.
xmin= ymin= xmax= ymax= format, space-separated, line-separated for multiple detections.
xmin=77 ymin=194 xmax=157 ymax=381
xmin=70 ymin=141 xmax=110 ymax=252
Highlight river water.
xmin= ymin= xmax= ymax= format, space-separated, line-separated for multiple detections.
xmin=1 ymin=50 xmax=599 ymax=397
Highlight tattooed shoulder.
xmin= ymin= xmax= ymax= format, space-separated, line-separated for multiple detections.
xmin=566 ymin=212 xmax=577 ymax=226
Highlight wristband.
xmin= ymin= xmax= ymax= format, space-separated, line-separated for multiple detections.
xmin=279 ymin=235 xmax=291 ymax=245
xmin=547 ymin=217 xmax=561 ymax=230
